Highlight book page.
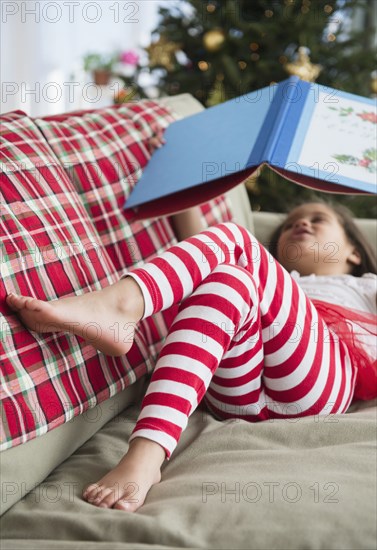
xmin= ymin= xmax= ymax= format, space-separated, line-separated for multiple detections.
xmin=287 ymin=90 xmax=376 ymax=190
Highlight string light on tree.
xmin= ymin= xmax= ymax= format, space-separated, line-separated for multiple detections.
xmin=198 ymin=60 xmax=210 ymax=71
xmin=203 ymin=29 xmax=226 ymax=52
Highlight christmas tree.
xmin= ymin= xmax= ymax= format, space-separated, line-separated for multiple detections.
xmin=121 ymin=0 xmax=376 ymax=217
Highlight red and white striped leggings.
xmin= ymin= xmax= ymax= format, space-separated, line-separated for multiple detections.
xmin=127 ymin=223 xmax=356 ymax=458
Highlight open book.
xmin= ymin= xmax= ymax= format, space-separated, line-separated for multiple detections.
xmin=124 ymin=76 xmax=376 ymax=218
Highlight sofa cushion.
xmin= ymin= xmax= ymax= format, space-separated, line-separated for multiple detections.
xmin=1 ymin=397 xmax=376 ymax=548
xmin=36 ymin=102 xmax=176 ymax=273
xmin=35 ymin=102 xmax=233 ymax=357
xmin=0 ymin=114 xmax=152 ymax=452
xmin=0 ymin=110 xmax=27 ymax=122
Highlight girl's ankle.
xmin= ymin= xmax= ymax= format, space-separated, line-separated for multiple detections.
xmin=115 ymin=277 xmax=145 ymax=321
xmin=128 ymin=437 xmax=166 ymax=466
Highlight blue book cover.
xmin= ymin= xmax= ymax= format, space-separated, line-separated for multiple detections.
xmin=125 ymin=76 xmax=376 ymax=218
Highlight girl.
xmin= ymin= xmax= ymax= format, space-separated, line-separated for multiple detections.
xmin=6 ymin=201 xmax=377 ymax=513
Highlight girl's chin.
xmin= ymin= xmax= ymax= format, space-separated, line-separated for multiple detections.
xmin=282 ymin=240 xmax=315 ymax=256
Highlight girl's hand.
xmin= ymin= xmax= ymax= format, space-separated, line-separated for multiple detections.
xmin=148 ymin=131 xmax=166 ymax=154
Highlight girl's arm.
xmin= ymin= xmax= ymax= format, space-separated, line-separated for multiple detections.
xmin=170 ymin=206 xmax=204 ymax=241
xmin=148 ymin=135 xmax=204 ymax=240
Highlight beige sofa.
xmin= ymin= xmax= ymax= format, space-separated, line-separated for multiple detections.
xmin=1 ymin=94 xmax=376 ymax=550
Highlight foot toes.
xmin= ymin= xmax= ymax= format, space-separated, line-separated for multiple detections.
xmin=83 ymin=484 xmax=120 ymax=509
xmin=95 ymin=488 xmax=116 ymax=508
xmin=98 ymin=492 xmax=118 ymax=509
xmin=6 ymin=293 xmax=41 ymax=312
xmin=6 ymin=293 xmax=23 ymax=311
xmin=83 ymin=481 xmax=144 ymax=511
xmin=113 ymin=499 xmax=139 ymax=512
xmin=113 ymin=485 xmax=142 ymax=512
xmin=23 ymin=297 xmax=43 ymax=311
xmin=83 ymin=483 xmax=102 ymax=503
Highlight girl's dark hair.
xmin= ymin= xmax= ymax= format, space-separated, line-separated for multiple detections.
xmin=268 ymin=199 xmax=377 ymax=277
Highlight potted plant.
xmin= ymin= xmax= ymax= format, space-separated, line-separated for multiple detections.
xmin=83 ymin=52 xmax=117 ymax=85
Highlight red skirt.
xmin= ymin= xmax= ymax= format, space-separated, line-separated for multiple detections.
xmin=312 ymin=299 xmax=377 ymax=402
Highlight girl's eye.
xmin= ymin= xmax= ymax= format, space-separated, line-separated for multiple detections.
xmin=312 ymin=216 xmax=325 ymax=223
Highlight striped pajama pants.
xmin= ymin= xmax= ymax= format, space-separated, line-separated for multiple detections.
xmin=127 ymin=223 xmax=356 ymax=458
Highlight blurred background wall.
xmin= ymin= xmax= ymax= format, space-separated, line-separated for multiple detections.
xmin=1 ymin=0 xmax=161 ymax=115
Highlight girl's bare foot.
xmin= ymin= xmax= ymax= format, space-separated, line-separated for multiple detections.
xmin=5 ymin=277 xmax=144 ymax=356
xmin=82 ymin=437 xmax=166 ymax=512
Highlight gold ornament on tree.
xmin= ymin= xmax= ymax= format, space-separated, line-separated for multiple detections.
xmin=203 ymin=28 xmax=226 ymax=52
xmin=145 ymin=37 xmax=182 ymax=72
xmin=284 ymin=47 xmax=322 ymax=82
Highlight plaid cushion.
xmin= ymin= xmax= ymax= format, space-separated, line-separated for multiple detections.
xmin=36 ymin=102 xmax=233 ymax=357
xmin=0 ymin=115 xmax=152 ymax=451
xmin=200 ymin=195 xmax=233 ymax=227
xmin=0 ymin=110 xmax=27 ymax=122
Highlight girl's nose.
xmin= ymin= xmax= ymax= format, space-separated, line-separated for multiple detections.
xmin=294 ymin=218 xmax=310 ymax=229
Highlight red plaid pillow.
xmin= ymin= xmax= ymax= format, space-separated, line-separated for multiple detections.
xmin=41 ymin=103 xmax=233 ymax=227
xmin=35 ymin=102 xmax=178 ymax=280
xmin=200 ymin=196 xmax=233 ymax=227
xmin=0 ymin=110 xmax=27 ymax=122
xmin=36 ymin=101 xmax=233 ymax=356
xmin=0 ymin=114 xmax=152 ymax=451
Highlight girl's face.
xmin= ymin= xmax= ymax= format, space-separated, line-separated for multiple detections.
xmin=276 ymin=203 xmax=361 ymax=276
